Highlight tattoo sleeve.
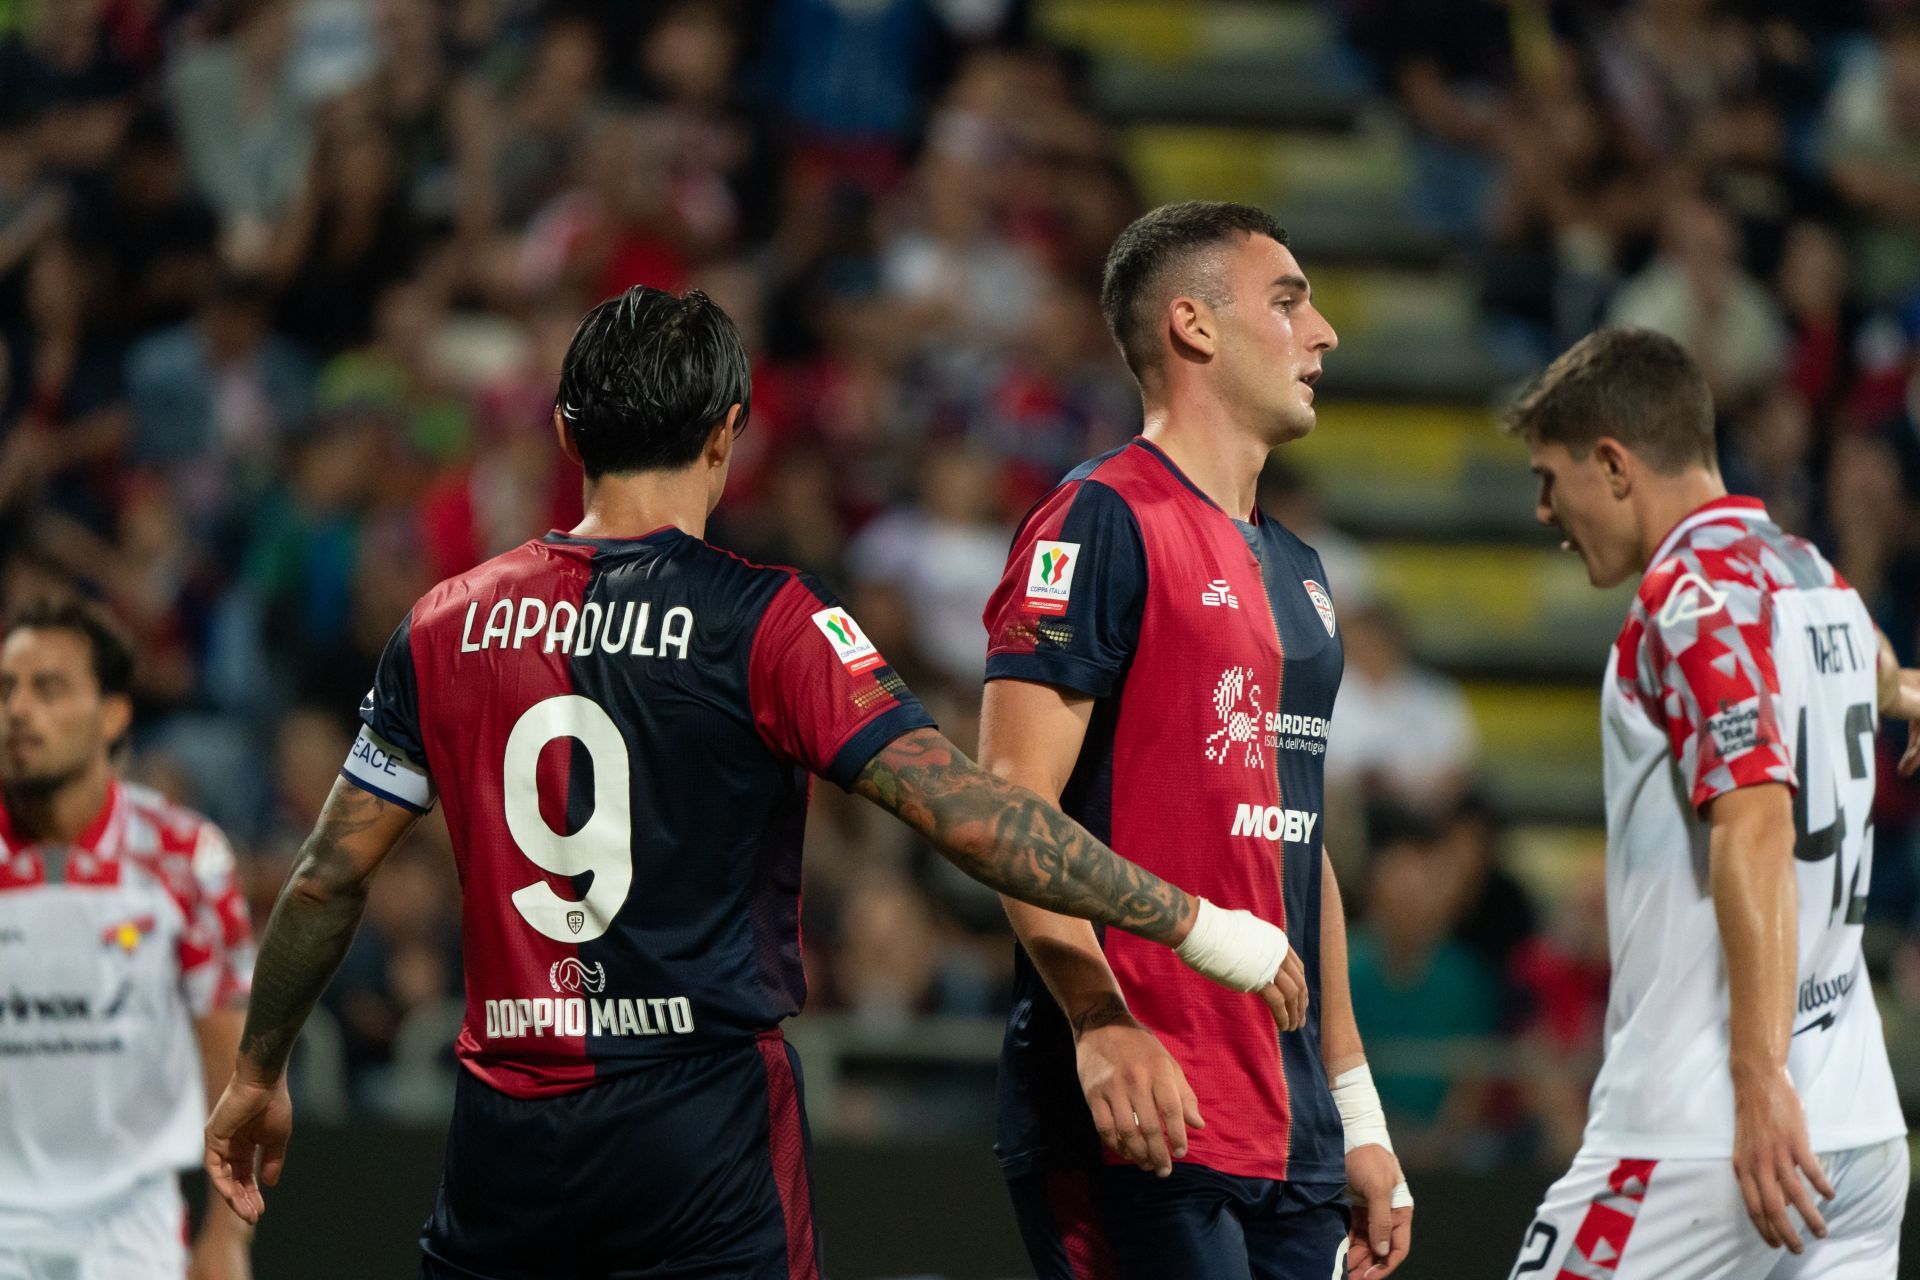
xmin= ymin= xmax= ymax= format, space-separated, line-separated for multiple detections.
xmin=237 ymin=783 xmax=413 ymax=1079
xmin=853 ymin=728 xmax=1196 ymax=945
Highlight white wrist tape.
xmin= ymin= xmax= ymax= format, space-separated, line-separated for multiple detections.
xmin=1333 ymin=1064 xmax=1413 ymax=1208
xmin=1174 ymin=898 xmax=1290 ymax=992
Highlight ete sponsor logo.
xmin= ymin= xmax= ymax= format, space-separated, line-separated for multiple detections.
xmin=811 ymin=607 xmax=882 ymax=674
xmin=1025 ymin=541 xmax=1079 ymax=615
xmin=1229 ymin=804 xmax=1321 ymax=844
xmin=1202 ymin=579 xmax=1239 ymax=609
xmin=1302 ymin=579 xmax=1336 ymax=637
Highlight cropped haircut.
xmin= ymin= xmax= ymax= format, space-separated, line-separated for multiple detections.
xmin=4 ymin=599 xmax=135 ymax=698
xmin=1503 ymin=328 xmax=1716 ymax=473
xmin=556 ymin=287 xmax=752 ymax=478
xmin=1100 ymin=201 xmax=1289 ymax=379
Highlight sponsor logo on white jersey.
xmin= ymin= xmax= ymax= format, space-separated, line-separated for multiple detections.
xmin=1303 ymin=579 xmax=1336 ymax=636
xmin=1202 ymin=579 xmax=1239 ymax=609
xmin=1229 ymin=804 xmax=1321 ymax=844
xmin=810 ymin=607 xmax=882 ymax=674
xmin=1025 ymin=541 xmax=1080 ymax=615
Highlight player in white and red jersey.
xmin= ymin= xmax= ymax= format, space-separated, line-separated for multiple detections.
xmin=0 ymin=600 xmax=256 ymax=1280
xmin=1502 ymin=328 xmax=1916 ymax=1280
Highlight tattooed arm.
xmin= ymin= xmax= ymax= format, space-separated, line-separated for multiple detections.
xmin=204 ymin=779 xmax=419 ymax=1223
xmin=854 ymin=726 xmax=1197 ymax=944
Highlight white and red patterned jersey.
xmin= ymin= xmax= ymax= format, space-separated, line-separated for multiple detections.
xmin=1586 ymin=496 xmax=1904 ymax=1158
xmin=0 ymin=780 xmax=254 ymax=1221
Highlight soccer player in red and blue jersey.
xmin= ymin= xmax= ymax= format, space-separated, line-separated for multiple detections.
xmin=200 ymin=286 xmax=1305 ymax=1280
xmin=982 ymin=203 xmax=1414 ymax=1279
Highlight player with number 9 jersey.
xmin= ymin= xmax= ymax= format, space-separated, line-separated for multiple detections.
xmin=204 ymin=286 xmax=1305 ymax=1280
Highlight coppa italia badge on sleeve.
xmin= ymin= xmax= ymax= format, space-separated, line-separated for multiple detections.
xmin=811 ymin=607 xmax=883 ymax=674
xmin=1025 ymin=541 xmax=1080 ymax=615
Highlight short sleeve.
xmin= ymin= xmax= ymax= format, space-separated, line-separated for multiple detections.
xmin=749 ymin=575 xmax=937 ymax=789
xmin=1637 ymin=559 xmax=1796 ymax=812
xmin=178 ymin=823 xmax=255 ymax=1017
xmin=982 ymin=479 xmax=1145 ymax=697
xmin=342 ymin=612 xmax=437 ymax=813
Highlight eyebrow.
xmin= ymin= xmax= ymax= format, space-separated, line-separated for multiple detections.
xmin=1271 ymin=274 xmax=1310 ymax=296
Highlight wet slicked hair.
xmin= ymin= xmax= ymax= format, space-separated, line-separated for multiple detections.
xmin=556 ymin=286 xmax=752 ymax=478
xmin=1503 ymin=328 xmax=1716 ymax=474
xmin=1100 ymin=201 xmax=1289 ymax=379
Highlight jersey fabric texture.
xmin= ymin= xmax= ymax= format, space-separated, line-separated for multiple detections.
xmin=0 ymin=780 xmax=253 ymax=1224
xmin=1007 ymin=1163 xmax=1348 ymax=1280
xmin=1586 ymin=496 xmax=1903 ymax=1159
xmin=421 ymin=1031 xmax=820 ymax=1280
xmin=1507 ymin=1139 xmax=1906 ymax=1280
xmin=344 ymin=527 xmax=933 ymax=1100
xmin=984 ymin=438 xmax=1345 ymax=1187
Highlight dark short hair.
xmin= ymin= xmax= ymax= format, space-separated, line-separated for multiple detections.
xmin=556 ymin=286 xmax=752 ymax=478
xmin=4 ymin=599 xmax=135 ymax=698
xmin=1503 ymin=328 xmax=1716 ymax=473
xmin=1100 ymin=201 xmax=1289 ymax=378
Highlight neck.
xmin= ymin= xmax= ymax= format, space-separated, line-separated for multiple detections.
xmin=1634 ymin=467 xmax=1731 ymax=572
xmin=6 ymin=761 xmax=113 ymax=846
xmin=1139 ymin=386 xmax=1273 ymax=520
xmin=572 ymin=468 xmax=712 ymax=542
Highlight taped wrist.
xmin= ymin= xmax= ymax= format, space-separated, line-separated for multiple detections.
xmin=1173 ymin=898 xmax=1289 ymax=992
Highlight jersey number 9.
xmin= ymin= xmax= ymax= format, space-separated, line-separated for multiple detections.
xmin=502 ymin=694 xmax=634 ymax=942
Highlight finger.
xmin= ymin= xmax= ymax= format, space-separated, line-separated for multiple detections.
xmin=1346 ymin=1213 xmax=1372 ymax=1278
xmin=1115 ymin=1106 xmax=1152 ymax=1171
xmin=1258 ymin=983 xmax=1290 ymax=1029
xmin=1366 ymin=1188 xmax=1395 ymax=1260
xmin=1088 ymin=1095 xmax=1125 ymax=1160
xmin=1178 ymin=1074 xmax=1205 ymax=1133
xmin=1798 ymin=1146 xmax=1837 ymax=1202
xmin=1903 ymin=726 xmax=1920 ymax=777
xmin=261 ymin=1129 xmax=289 ymax=1188
xmin=1782 ymin=1166 xmax=1827 ymax=1244
xmin=1761 ymin=1168 xmax=1801 ymax=1253
xmin=1375 ymin=1209 xmax=1412 ymax=1278
xmin=1152 ymin=1077 xmax=1189 ymax=1161
xmin=1737 ymin=1163 xmax=1775 ymax=1247
xmin=1135 ymin=1105 xmax=1172 ymax=1176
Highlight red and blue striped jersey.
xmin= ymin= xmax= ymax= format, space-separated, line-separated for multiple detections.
xmin=984 ymin=439 xmax=1346 ymax=1184
xmin=343 ymin=528 xmax=932 ymax=1098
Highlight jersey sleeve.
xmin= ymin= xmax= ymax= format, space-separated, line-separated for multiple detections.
xmin=178 ymin=822 xmax=255 ymax=1017
xmin=749 ymin=574 xmax=937 ymax=789
xmin=1637 ymin=556 xmax=1796 ymax=812
xmin=982 ymin=478 xmax=1145 ymax=697
xmin=341 ymin=611 xmax=437 ymax=813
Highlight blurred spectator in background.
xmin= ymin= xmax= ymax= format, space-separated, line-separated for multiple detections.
xmin=1346 ymin=807 xmax=1502 ymax=1164
xmin=1511 ymin=867 xmax=1610 ymax=1163
xmin=1824 ymin=23 xmax=1920 ymax=303
xmin=1329 ymin=601 xmax=1476 ymax=809
xmin=1258 ymin=460 xmax=1376 ymax=607
xmin=1607 ymin=194 xmax=1787 ymax=403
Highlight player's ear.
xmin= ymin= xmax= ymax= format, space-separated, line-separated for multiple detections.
xmin=101 ymin=692 xmax=132 ymax=752
xmin=553 ymin=407 xmax=584 ymax=467
xmin=1595 ymin=437 xmax=1633 ymax=498
xmin=704 ymin=407 xmax=740 ymax=469
xmin=1169 ymin=295 xmax=1216 ymax=360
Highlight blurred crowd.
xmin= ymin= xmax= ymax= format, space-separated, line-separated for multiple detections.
xmin=1 ymin=0 xmax=1916 ymax=1167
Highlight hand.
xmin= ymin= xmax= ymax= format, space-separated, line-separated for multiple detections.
xmin=1076 ymin=1012 xmax=1202 ymax=1177
xmin=1257 ymin=946 xmax=1309 ymax=1032
xmin=1344 ymin=1144 xmax=1412 ymax=1279
xmin=187 ymin=1226 xmax=252 ymax=1280
xmin=1901 ymin=719 xmax=1919 ymax=779
xmin=1731 ymin=1065 xmax=1834 ymax=1253
xmin=204 ymin=1072 xmax=293 ymax=1226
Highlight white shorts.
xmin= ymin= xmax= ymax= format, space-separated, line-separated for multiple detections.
xmin=0 ymin=1176 xmax=187 ymax=1280
xmin=1508 ymin=1139 xmax=1907 ymax=1280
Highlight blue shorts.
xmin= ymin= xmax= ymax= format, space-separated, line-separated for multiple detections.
xmin=420 ymin=1031 xmax=821 ymax=1280
xmin=1007 ymin=1161 xmax=1350 ymax=1280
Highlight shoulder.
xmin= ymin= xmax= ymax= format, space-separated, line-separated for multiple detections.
xmin=120 ymin=785 xmax=233 ymax=908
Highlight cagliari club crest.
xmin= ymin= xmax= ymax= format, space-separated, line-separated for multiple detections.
xmin=1302 ymin=579 xmax=1336 ymax=637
